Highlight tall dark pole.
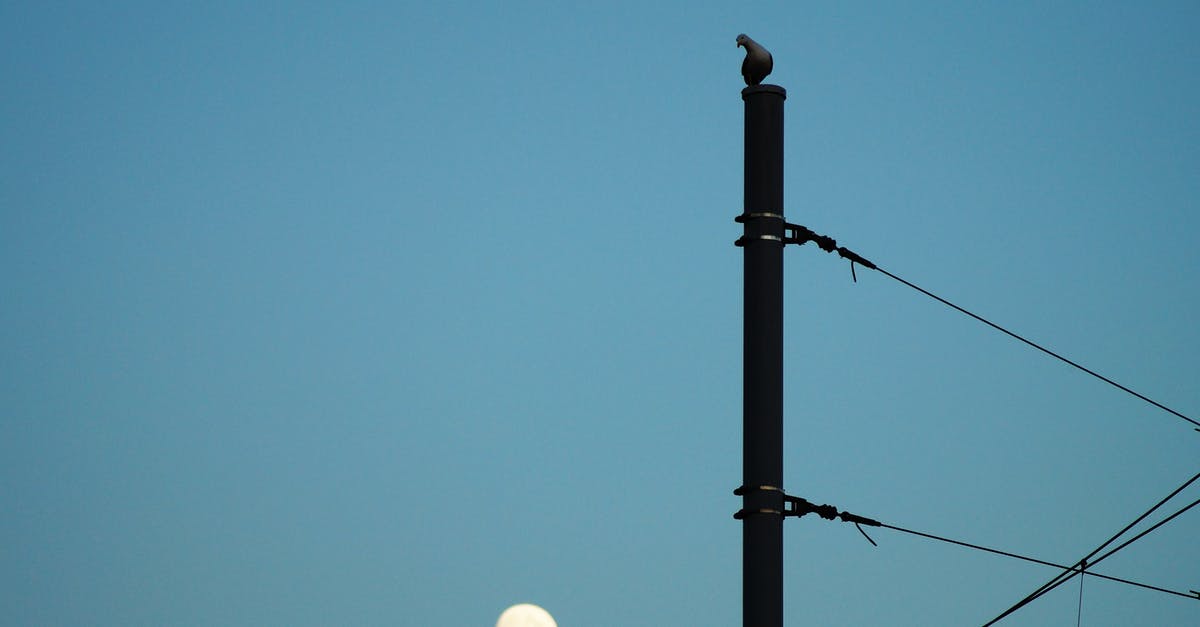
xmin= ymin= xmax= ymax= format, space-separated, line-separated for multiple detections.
xmin=740 ymin=83 xmax=786 ymax=627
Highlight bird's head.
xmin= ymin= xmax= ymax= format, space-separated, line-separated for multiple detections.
xmin=736 ymin=33 xmax=749 ymax=48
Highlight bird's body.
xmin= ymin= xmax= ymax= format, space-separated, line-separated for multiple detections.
xmin=736 ymin=33 xmax=773 ymax=86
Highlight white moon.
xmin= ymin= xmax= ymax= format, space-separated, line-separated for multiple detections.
xmin=496 ymin=603 xmax=557 ymax=627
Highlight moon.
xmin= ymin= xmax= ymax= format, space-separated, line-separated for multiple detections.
xmin=496 ymin=603 xmax=557 ymax=627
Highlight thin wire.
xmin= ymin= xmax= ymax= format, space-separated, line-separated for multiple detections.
xmin=1077 ymin=465 xmax=1086 ymax=627
xmin=984 ymin=471 xmax=1200 ymax=624
xmin=871 ymin=266 xmax=1200 ymax=430
xmin=1076 ymin=566 xmax=1085 ymax=627
xmin=790 ymin=226 xmax=1199 ymax=429
xmin=785 ymin=227 xmax=1200 ymax=617
xmin=981 ymin=471 xmax=1200 ymax=626
xmin=876 ymin=522 xmax=1196 ymax=601
xmin=1089 ymin=495 xmax=1200 ymax=570
xmin=984 ymin=495 xmax=1200 ymax=625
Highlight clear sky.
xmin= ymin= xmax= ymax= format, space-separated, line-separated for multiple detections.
xmin=3 ymin=2 xmax=1198 ymax=625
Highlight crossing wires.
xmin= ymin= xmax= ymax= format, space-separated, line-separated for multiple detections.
xmin=981 ymin=470 xmax=1200 ymax=625
xmin=770 ymin=490 xmax=1200 ymax=605
xmin=779 ymin=222 xmax=1200 ymax=622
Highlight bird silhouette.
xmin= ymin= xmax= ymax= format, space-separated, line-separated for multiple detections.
xmin=736 ymin=34 xmax=773 ymax=86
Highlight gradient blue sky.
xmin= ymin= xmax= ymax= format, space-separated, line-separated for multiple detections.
xmin=3 ymin=2 xmax=1198 ymax=625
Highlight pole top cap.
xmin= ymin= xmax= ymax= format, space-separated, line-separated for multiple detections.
xmin=741 ymin=84 xmax=786 ymax=100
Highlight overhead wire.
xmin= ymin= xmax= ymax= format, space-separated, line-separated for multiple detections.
xmin=983 ymin=494 xmax=1200 ymax=625
xmin=779 ymin=224 xmax=1200 ymax=621
xmin=874 ymin=521 xmax=1198 ymax=602
xmin=981 ymin=470 xmax=1200 ymax=625
xmin=784 ymin=222 xmax=1200 ymax=431
xmin=1076 ymin=571 xmax=1085 ymax=627
xmin=777 ymin=494 xmax=1200 ymax=602
xmin=874 ymin=266 xmax=1200 ymax=431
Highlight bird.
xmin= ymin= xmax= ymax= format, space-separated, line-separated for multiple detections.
xmin=736 ymin=33 xmax=773 ymax=86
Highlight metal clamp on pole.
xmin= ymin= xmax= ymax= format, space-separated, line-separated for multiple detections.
xmin=734 ymin=234 xmax=784 ymax=247
xmin=733 ymin=484 xmax=786 ymax=519
xmin=735 ymin=486 xmax=877 ymax=524
xmin=735 ymin=212 xmax=786 ymax=223
xmin=734 ymin=211 xmax=787 ymax=247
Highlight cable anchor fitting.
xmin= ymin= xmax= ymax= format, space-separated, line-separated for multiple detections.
xmin=734 ymin=486 xmax=883 ymax=545
xmin=733 ymin=215 xmax=879 ymax=281
xmin=782 ymin=221 xmax=878 ymax=281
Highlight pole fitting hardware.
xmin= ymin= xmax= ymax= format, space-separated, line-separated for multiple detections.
xmin=734 ymin=485 xmax=883 ymax=544
xmin=733 ymin=485 xmax=843 ymax=521
xmin=783 ymin=494 xmax=840 ymax=520
xmin=733 ymin=484 xmax=784 ymax=519
xmin=734 ymin=234 xmax=783 ymax=247
xmin=782 ymin=221 xmax=879 ymax=281
xmin=735 ymin=212 xmax=785 ymax=223
xmin=733 ymin=214 xmax=880 ymax=280
xmin=782 ymin=222 xmax=836 ymax=251
xmin=734 ymin=212 xmax=787 ymax=247
xmin=784 ymin=222 xmax=875 ymax=268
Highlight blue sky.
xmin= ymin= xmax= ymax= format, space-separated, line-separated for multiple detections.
xmin=3 ymin=2 xmax=1198 ymax=625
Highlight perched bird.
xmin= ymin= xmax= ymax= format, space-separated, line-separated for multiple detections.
xmin=736 ymin=33 xmax=773 ymax=86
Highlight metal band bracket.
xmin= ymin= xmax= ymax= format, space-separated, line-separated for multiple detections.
xmin=734 ymin=234 xmax=783 ymax=247
xmin=735 ymin=212 xmax=785 ymax=223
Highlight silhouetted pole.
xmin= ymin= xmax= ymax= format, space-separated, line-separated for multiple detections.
xmin=740 ymin=83 xmax=786 ymax=627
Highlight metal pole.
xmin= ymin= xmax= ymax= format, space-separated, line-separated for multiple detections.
xmin=740 ymin=83 xmax=786 ymax=627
